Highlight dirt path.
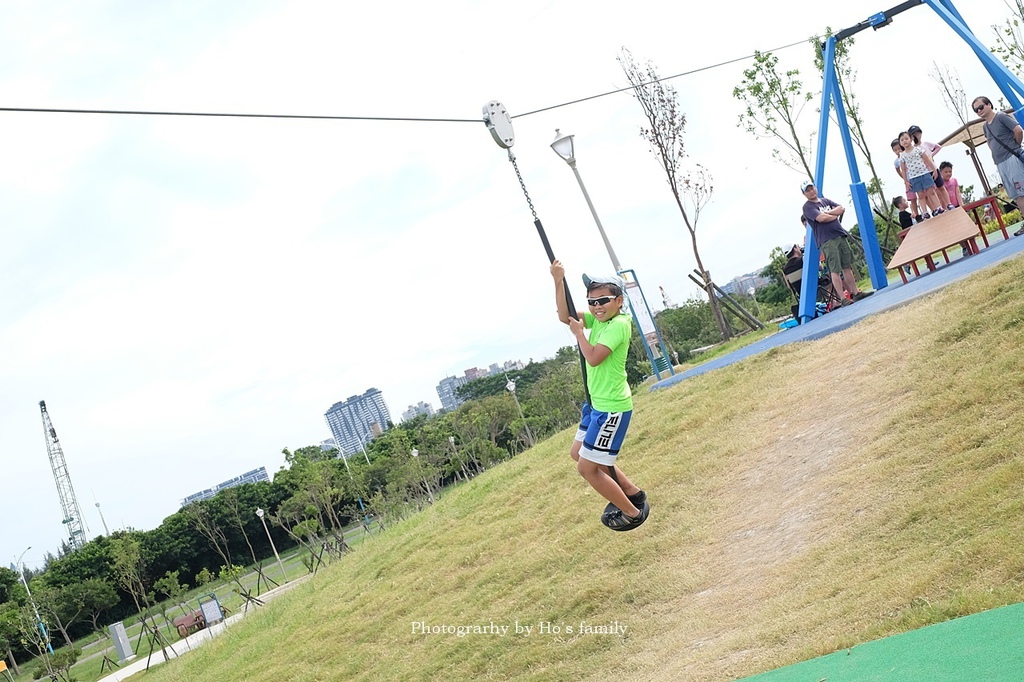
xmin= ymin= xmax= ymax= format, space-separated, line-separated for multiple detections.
xmin=628 ymin=321 xmax=910 ymax=680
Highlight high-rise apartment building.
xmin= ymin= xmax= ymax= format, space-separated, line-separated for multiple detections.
xmin=435 ymin=360 xmax=527 ymax=412
xmin=324 ymin=388 xmax=392 ymax=456
xmin=401 ymin=401 xmax=435 ymax=422
xmin=436 ymin=375 xmax=468 ymax=412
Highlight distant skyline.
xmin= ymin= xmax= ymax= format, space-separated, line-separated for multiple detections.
xmin=2 ymin=0 xmax=1017 ymax=567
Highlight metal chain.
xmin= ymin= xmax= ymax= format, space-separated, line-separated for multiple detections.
xmin=507 ymin=149 xmax=538 ymax=221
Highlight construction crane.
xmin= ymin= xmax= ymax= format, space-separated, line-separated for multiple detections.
xmin=39 ymin=401 xmax=88 ymax=550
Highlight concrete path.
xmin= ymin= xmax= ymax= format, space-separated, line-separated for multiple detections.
xmin=95 ymin=575 xmax=310 ymax=682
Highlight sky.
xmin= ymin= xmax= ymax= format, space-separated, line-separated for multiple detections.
xmin=1 ymin=0 xmax=1017 ymax=570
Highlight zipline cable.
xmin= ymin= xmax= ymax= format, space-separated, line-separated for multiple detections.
xmin=0 ymin=36 xmax=814 ymax=125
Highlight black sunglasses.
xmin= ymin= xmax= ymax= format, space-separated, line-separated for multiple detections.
xmin=587 ymin=295 xmax=616 ymax=306
xmin=974 ymin=103 xmax=987 ymax=113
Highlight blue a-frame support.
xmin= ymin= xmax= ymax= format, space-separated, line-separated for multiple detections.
xmin=799 ymin=0 xmax=1024 ymax=323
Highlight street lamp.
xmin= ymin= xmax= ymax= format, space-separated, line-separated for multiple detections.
xmin=748 ymin=286 xmax=762 ymax=317
xmin=505 ymin=375 xmax=535 ymax=447
xmin=448 ymin=435 xmax=471 ymax=479
xmin=550 ymin=129 xmax=622 ymax=271
xmin=337 ymin=445 xmax=371 ymax=528
xmin=410 ymin=449 xmax=435 ymax=504
xmin=356 ymin=433 xmax=372 ymax=466
xmin=254 ymin=508 xmax=288 ymax=584
xmin=550 ymin=129 xmax=676 ymax=381
xmin=13 ymin=548 xmax=51 ymax=653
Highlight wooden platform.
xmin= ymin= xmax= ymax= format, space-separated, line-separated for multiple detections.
xmin=887 ymin=209 xmax=982 ymax=281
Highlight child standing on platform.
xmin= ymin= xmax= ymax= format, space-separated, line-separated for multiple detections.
xmin=899 ymin=131 xmax=943 ymax=218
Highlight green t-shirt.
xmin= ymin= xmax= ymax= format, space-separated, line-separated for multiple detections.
xmin=583 ymin=311 xmax=633 ymax=412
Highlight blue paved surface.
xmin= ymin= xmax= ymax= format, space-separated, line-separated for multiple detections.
xmin=651 ymin=228 xmax=1024 ymax=392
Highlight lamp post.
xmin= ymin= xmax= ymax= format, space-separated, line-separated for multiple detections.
xmin=356 ymin=433 xmax=372 ymax=466
xmin=551 ymin=129 xmax=621 ymax=271
xmin=550 ymin=129 xmax=676 ymax=381
xmin=13 ymin=548 xmax=51 ymax=653
xmin=410 ymin=449 xmax=435 ymax=504
xmin=254 ymin=508 xmax=288 ymax=584
xmin=505 ymin=375 xmax=535 ymax=447
xmin=336 ymin=446 xmax=371 ymax=528
xmin=448 ymin=435 xmax=471 ymax=479
xmin=748 ymin=286 xmax=762 ymax=318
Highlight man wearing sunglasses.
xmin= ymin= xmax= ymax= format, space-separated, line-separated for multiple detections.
xmin=973 ymin=95 xmax=1024 ymax=236
xmin=550 ymin=260 xmax=649 ymax=532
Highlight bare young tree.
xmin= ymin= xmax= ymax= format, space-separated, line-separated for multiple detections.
xmin=733 ymin=50 xmax=816 ymax=178
xmin=618 ymin=48 xmax=730 ymax=341
xmin=109 ymin=536 xmax=172 ymax=664
xmin=220 ymin=488 xmax=259 ymax=566
xmin=929 ymin=61 xmax=971 ymax=128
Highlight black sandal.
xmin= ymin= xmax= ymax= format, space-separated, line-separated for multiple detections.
xmin=602 ymin=500 xmax=650 ymax=532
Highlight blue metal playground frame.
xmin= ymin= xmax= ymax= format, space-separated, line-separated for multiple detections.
xmin=799 ymin=0 xmax=1024 ymax=323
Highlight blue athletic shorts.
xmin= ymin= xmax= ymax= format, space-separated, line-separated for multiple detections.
xmin=574 ymin=402 xmax=633 ymax=466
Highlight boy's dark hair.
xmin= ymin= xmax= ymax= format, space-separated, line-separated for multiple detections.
xmin=939 ymin=161 xmax=953 ymax=171
xmin=892 ymin=196 xmax=906 ymax=209
xmin=890 ymin=138 xmax=901 ymax=149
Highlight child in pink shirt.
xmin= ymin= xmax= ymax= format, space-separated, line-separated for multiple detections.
xmin=939 ymin=161 xmax=963 ymax=207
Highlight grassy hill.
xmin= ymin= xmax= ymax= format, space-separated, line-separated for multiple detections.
xmin=137 ymin=258 xmax=1024 ymax=681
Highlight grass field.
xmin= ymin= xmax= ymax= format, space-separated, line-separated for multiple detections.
xmin=130 ymin=257 xmax=1024 ymax=681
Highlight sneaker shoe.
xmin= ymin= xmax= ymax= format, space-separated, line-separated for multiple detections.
xmin=1014 ymin=226 xmax=1024 ymax=237
xmin=947 ymin=204 xmax=956 ymax=210
xmin=932 ymin=208 xmax=944 ymax=216
xmin=921 ymin=213 xmax=931 ymax=220
xmin=853 ymin=291 xmax=873 ymax=301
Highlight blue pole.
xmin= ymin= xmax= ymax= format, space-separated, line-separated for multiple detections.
xmin=619 ymin=269 xmax=674 ymax=379
xmin=926 ymin=0 xmax=1024 ymax=115
xmin=827 ymin=65 xmax=887 ymax=290
xmin=799 ymin=37 xmax=838 ymax=324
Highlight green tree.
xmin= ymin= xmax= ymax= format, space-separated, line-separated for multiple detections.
xmin=654 ymin=299 xmax=721 ymax=353
xmin=110 ymin=536 xmax=172 ymax=662
xmin=0 ymin=604 xmax=22 ymax=676
xmin=153 ymin=571 xmax=189 ymax=619
xmin=992 ymin=0 xmax=1024 ymax=77
xmin=68 ymin=578 xmax=120 ymax=633
xmin=733 ymin=50 xmax=815 ymax=177
xmin=194 ymin=567 xmax=213 ymax=587
xmin=33 ymin=585 xmax=79 ymax=648
xmin=759 ymin=246 xmax=796 ymax=307
xmin=521 ymin=357 xmax=583 ymax=438
xmin=813 ymin=30 xmax=892 ymax=242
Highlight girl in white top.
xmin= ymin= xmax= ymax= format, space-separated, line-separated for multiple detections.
xmin=892 ymin=138 xmax=923 ymax=221
xmin=899 ymin=131 xmax=943 ymax=218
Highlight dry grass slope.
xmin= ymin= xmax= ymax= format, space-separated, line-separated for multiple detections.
xmin=138 ymin=259 xmax=1024 ymax=682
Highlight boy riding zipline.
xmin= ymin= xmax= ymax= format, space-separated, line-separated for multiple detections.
xmin=550 ymin=260 xmax=650 ymax=532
